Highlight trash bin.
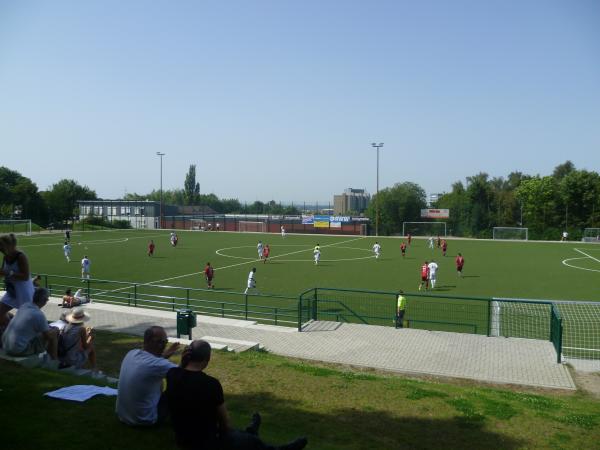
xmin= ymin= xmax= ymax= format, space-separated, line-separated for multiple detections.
xmin=176 ymin=309 xmax=197 ymax=338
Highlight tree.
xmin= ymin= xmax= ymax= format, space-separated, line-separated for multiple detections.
xmin=366 ymin=182 xmax=427 ymax=235
xmin=0 ymin=167 xmax=48 ymax=225
xmin=44 ymin=179 xmax=97 ymax=224
xmin=184 ymin=165 xmax=200 ymax=205
xmin=552 ymin=161 xmax=575 ymax=181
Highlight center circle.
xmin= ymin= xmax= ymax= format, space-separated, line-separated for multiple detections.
xmin=215 ymin=244 xmax=375 ymax=262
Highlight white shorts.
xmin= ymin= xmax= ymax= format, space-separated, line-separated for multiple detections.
xmin=82 ymin=267 xmax=90 ymax=273
xmin=247 ymin=280 xmax=256 ymax=289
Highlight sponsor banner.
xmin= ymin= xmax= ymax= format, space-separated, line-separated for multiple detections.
xmin=330 ymin=221 xmax=342 ymax=228
xmin=314 ymin=215 xmax=330 ymax=228
xmin=329 ymin=215 xmax=350 ymax=223
xmin=420 ymin=209 xmax=450 ymax=219
xmin=302 ymin=215 xmax=314 ymax=224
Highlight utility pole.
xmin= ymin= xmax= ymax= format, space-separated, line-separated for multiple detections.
xmin=371 ymin=143 xmax=384 ymax=236
xmin=156 ymin=152 xmax=165 ymax=228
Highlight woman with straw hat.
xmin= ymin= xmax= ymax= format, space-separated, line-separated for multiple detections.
xmin=59 ymin=307 xmax=97 ymax=370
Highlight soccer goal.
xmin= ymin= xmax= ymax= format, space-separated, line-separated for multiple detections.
xmin=492 ymin=227 xmax=528 ymax=240
xmin=402 ymin=222 xmax=446 ymax=237
xmin=582 ymin=228 xmax=600 ymax=243
xmin=190 ymin=219 xmax=207 ymax=231
xmin=0 ymin=219 xmax=32 ymax=235
xmin=238 ymin=221 xmax=267 ymax=233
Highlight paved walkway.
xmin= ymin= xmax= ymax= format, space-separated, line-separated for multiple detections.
xmin=44 ymin=300 xmax=576 ymax=390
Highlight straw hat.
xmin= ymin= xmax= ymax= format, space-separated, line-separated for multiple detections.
xmin=65 ymin=307 xmax=90 ymax=324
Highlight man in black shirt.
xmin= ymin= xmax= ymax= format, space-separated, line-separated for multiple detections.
xmin=166 ymin=340 xmax=307 ymax=450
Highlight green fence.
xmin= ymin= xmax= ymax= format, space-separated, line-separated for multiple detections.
xmin=35 ymin=274 xmax=600 ymax=364
xmin=41 ymin=274 xmax=298 ymax=327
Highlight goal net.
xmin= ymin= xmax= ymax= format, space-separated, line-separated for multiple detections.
xmin=190 ymin=219 xmax=208 ymax=231
xmin=238 ymin=221 xmax=266 ymax=233
xmin=0 ymin=219 xmax=32 ymax=235
xmin=402 ymin=222 xmax=446 ymax=237
xmin=582 ymin=228 xmax=600 ymax=243
xmin=492 ymin=227 xmax=528 ymax=240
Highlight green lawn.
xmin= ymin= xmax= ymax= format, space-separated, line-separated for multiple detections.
xmin=1 ymin=330 xmax=599 ymax=450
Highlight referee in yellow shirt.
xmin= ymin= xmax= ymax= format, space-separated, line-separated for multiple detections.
xmin=396 ymin=290 xmax=406 ymax=328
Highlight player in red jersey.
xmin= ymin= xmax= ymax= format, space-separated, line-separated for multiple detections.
xmin=419 ymin=261 xmax=430 ymax=291
xmin=455 ymin=253 xmax=465 ymax=277
xmin=262 ymin=244 xmax=270 ymax=263
xmin=147 ymin=240 xmax=155 ymax=257
xmin=441 ymin=239 xmax=447 ymax=257
xmin=204 ymin=262 xmax=215 ymax=288
xmin=400 ymin=241 xmax=407 ymax=258
xmin=407 ymin=233 xmax=412 ymax=245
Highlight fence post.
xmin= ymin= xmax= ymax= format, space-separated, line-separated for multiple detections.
xmin=297 ymin=297 xmax=302 ymax=332
xmin=134 ymin=284 xmax=137 ymax=307
xmin=312 ymin=288 xmax=318 ymax=321
xmin=486 ymin=299 xmax=492 ymax=337
xmin=186 ymin=289 xmax=190 ymax=308
xmin=86 ymin=279 xmax=90 ymax=301
xmin=245 ymin=294 xmax=248 ymax=320
xmin=44 ymin=274 xmax=48 ymax=289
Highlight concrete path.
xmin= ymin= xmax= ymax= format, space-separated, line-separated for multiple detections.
xmin=44 ymin=300 xmax=576 ymax=390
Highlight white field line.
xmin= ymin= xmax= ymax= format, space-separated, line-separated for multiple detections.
xmin=94 ymin=236 xmax=366 ymax=297
xmin=20 ymin=233 xmax=166 ymax=248
xmin=562 ymin=257 xmax=600 ymax=274
xmin=574 ymin=248 xmax=600 ymax=264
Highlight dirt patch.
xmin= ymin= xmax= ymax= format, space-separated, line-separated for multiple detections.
xmin=572 ymin=370 xmax=600 ymax=398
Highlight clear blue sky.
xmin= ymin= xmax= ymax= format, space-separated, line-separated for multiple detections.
xmin=1 ymin=0 xmax=599 ymax=203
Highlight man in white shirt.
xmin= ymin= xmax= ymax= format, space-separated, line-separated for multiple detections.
xmin=427 ymin=260 xmax=439 ymax=289
xmin=561 ymin=231 xmax=568 ymax=242
xmin=281 ymin=226 xmax=286 ymax=238
xmin=81 ymin=255 xmax=91 ymax=279
xmin=63 ymin=241 xmax=71 ymax=262
xmin=257 ymin=241 xmax=264 ymax=260
xmin=2 ymin=288 xmax=58 ymax=359
xmin=372 ymin=242 xmax=381 ymax=260
xmin=428 ymin=237 xmax=434 ymax=249
xmin=116 ymin=326 xmax=180 ymax=426
xmin=244 ymin=268 xmax=258 ymax=294
xmin=313 ymin=248 xmax=321 ymax=265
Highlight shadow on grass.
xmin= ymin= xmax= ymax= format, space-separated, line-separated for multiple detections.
xmin=226 ymin=391 xmax=526 ymax=450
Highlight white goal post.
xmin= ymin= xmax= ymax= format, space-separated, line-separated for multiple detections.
xmin=0 ymin=219 xmax=32 ymax=235
xmin=238 ymin=221 xmax=267 ymax=233
xmin=492 ymin=227 xmax=528 ymax=241
xmin=190 ymin=219 xmax=208 ymax=231
xmin=402 ymin=222 xmax=446 ymax=237
xmin=582 ymin=228 xmax=600 ymax=243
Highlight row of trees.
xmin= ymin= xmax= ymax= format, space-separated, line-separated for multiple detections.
xmin=366 ymin=162 xmax=600 ymax=239
xmin=0 ymin=167 xmax=97 ymax=226
xmin=125 ymin=165 xmax=301 ymax=215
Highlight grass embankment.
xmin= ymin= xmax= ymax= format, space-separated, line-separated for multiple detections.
xmin=1 ymin=331 xmax=599 ymax=450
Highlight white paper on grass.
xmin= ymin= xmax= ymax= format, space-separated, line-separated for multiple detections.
xmin=44 ymin=385 xmax=118 ymax=402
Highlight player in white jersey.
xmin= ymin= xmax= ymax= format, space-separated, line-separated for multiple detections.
xmin=427 ymin=260 xmax=439 ymax=289
xmin=63 ymin=241 xmax=71 ymax=262
xmin=281 ymin=226 xmax=286 ymax=238
xmin=428 ymin=237 xmax=435 ymax=249
xmin=81 ymin=256 xmax=91 ymax=279
xmin=313 ymin=248 xmax=321 ymax=265
xmin=257 ymin=241 xmax=264 ymax=259
xmin=244 ymin=267 xmax=259 ymax=294
xmin=372 ymin=242 xmax=381 ymax=259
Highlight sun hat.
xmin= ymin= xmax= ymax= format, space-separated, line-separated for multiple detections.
xmin=65 ymin=307 xmax=91 ymax=324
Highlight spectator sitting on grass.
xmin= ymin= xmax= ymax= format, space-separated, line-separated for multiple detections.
xmin=59 ymin=307 xmax=96 ymax=371
xmin=166 ymin=340 xmax=308 ymax=450
xmin=61 ymin=289 xmax=80 ymax=308
xmin=116 ymin=326 xmax=180 ymax=426
xmin=1 ymin=287 xmax=58 ymax=359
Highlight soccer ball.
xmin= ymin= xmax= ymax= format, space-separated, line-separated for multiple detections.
xmin=85 ymin=247 xmax=88 ymax=250
xmin=78 ymin=242 xmax=81 ymax=245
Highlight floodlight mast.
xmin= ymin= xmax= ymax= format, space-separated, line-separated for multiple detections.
xmin=371 ymin=142 xmax=384 ymax=236
xmin=156 ymin=152 xmax=165 ymax=228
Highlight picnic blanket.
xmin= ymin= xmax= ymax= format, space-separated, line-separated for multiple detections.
xmin=44 ymin=385 xmax=118 ymax=402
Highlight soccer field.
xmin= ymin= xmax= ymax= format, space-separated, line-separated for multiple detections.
xmin=20 ymin=229 xmax=600 ymax=301
xmin=18 ymin=229 xmax=600 ymax=360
